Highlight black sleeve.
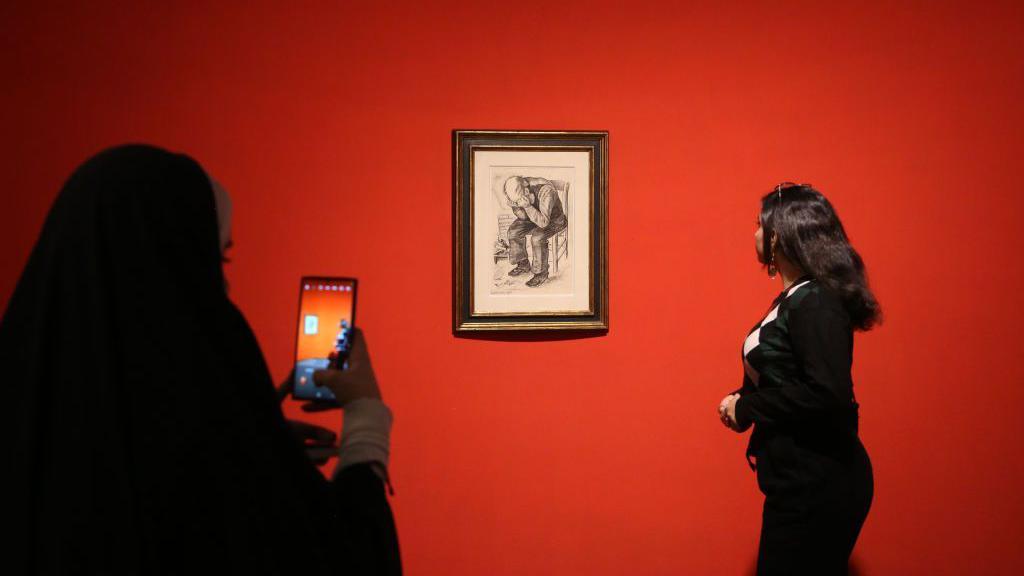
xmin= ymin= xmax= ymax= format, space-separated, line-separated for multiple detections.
xmin=734 ymin=303 xmax=853 ymax=430
xmin=728 ymin=373 xmax=756 ymax=432
xmin=731 ymin=371 xmax=756 ymax=396
xmin=330 ymin=463 xmax=402 ymax=576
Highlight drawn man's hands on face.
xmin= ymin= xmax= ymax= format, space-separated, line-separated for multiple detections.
xmin=512 ymin=192 xmax=534 ymax=208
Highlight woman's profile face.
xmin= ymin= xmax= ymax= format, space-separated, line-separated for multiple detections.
xmin=754 ymin=214 xmax=765 ymax=262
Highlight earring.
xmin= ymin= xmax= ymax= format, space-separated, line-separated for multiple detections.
xmin=767 ymin=248 xmax=777 ymax=279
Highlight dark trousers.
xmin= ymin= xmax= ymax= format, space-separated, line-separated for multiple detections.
xmin=507 ymin=216 xmax=567 ymax=274
xmin=755 ymin=436 xmax=873 ymax=576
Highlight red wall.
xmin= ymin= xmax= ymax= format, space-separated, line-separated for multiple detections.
xmin=3 ymin=2 xmax=1023 ymax=574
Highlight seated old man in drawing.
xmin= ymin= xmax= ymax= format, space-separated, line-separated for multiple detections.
xmin=502 ymin=176 xmax=568 ymax=287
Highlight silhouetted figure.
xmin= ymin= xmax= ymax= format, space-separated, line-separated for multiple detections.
xmin=4 ymin=145 xmax=400 ymax=575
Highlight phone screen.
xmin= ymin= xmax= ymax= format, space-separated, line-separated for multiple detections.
xmin=292 ymin=277 xmax=357 ymax=402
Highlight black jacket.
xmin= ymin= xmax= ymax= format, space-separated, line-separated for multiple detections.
xmin=734 ymin=276 xmax=865 ymax=488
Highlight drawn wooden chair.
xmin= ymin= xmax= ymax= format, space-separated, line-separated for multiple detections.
xmin=544 ymin=180 xmax=570 ymax=275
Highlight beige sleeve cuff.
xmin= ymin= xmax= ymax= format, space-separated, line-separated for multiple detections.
xmin=336 ymin=397 xmax=393 ymax=472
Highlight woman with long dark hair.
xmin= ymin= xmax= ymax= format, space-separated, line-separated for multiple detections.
xmin=718 ymin=182 xmax=880 ymax=575
xmin=4 ymin=145 xmax=400 ymax=575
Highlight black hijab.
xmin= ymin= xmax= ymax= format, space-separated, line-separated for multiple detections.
xmin=5 ymin=145 xmax=341 ymax=574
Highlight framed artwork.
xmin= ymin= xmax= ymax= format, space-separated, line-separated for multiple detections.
xmin=453 ymin=130 xmax=608 ymax=331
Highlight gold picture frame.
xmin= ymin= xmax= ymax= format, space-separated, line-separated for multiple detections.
xmin=453 ymin=130 xmax=608 ymax=332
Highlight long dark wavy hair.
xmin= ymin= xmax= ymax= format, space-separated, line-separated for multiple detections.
xmin=759 ymin=182 xmax=882 ymax=331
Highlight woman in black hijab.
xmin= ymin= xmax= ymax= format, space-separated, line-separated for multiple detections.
xmin=4 ymin=144 xmax=400 ymax=575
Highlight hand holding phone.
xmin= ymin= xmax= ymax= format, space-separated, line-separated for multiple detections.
xmin=312 ymin=328 xmax=381 ymax=406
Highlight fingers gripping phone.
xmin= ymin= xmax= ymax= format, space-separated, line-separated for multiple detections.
xmin=291 ymin=276 xmax=357 ymax=403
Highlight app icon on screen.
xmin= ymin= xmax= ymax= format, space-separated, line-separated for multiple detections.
xmin=304 ymin=315 xmax=319 ymax=335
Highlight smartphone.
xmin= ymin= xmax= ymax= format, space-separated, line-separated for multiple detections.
xmin=291 ymin=276 xmax=358 ymax=403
